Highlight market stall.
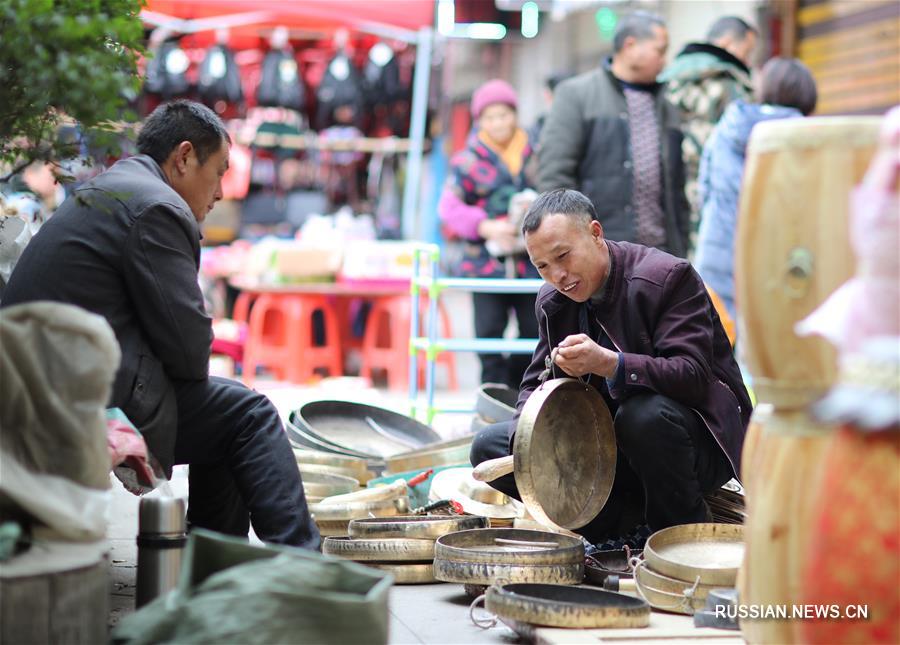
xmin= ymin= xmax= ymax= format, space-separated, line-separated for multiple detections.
xmin=139 ymin=0 xmax=435 ymax=241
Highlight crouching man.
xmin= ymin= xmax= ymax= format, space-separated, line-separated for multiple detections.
xmin=470 ymin=189 xmax=750 ymax=547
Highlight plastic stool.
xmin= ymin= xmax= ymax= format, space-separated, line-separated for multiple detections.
xmin=242 ymin=292 xmax=343 ymax=384
xmin=360 ymin=295 xmax=458 ymax=391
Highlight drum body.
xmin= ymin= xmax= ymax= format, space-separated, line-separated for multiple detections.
xmin=735 ymin=117 xmax=880 ymax=408
xmin=738 ymin=409 xmax=831 ymax=644
xmin=800 ymin=428 xmax=900 ymax=645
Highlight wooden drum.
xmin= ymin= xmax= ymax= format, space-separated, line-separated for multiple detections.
xmin=736 ymin=116 xmax=883 ymax=644
xmin=738 ymin=409 xmax=833 ymax=644
xmin=735 ymin=117 xmax=881 ymax=409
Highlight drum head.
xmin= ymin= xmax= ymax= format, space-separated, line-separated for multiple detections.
xmin=514 ymin=378 xmax=616 ymax=529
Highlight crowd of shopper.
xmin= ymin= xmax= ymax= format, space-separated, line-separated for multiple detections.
xmin=440 ymin=10 xmax=817 ymax=385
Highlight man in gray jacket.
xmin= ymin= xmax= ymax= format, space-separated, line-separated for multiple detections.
xmin=2 ymin=101 xmax=320 ymax=549
xmin=538 ymin=12 xmax=690 ymax=257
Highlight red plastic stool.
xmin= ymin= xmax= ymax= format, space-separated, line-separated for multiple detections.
xmin=360 ymin=295 xmax=458 ymax=391
xmin=242 ymin=292 xmax=343 ymax=385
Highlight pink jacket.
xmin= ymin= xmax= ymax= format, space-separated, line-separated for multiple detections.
xmin=437 ymin=188 xmax=486 ymax=241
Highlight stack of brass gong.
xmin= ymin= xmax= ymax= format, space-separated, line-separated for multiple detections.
xmin=634 ymin=523 xmax=744 ymax=615
xmin=433 ymin=528 xmax=584 ymax=591
xmin=299 ymin=470 xmax=360 ymax=504
xmin=294 ymin=447 xmax=373 ymax=485
xmin=310 ymin=480 xmax=410 ymax=537
xmin=323 ymin=514 xmax=488 ymax=584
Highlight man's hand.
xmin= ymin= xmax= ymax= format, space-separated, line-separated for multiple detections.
xmin=552 ymin=334 xmax=619 ymax=378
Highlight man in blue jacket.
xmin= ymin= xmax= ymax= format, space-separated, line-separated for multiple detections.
xmin=471 ymin=189 xmax=750 ymax=546
xmin=2 ymin=101 xmax=319 ymax=549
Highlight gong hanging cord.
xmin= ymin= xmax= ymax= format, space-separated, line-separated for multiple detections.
xmin=468 ymin=594 xmax=498 ymax=629
xmin=630 ymin=558 xmax=700 ymax=613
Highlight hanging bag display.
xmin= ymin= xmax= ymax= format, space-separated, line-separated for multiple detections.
xmin=143 ymin=40 xmax=190 ymax=99
xmin=315 ymin=51 xmax=364 ymax=130
xmin=363 ymin=42 xmax=403 ymax=110
xmin=256 ymin=49 xmax=305 ymax=113
xmin=198 ymin=44 xmax=243 ymax=107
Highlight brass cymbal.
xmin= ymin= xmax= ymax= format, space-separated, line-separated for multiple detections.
xmin=432 ymin=558 xmax=583 ymax=586
xmin=310 ymin=497 xmax=409 ymax=521
xmin=434 ymin=528 xmax=583 ymax=566
xmin=349 ymin=515 xmax=489 ymax=540
xmin=514 ymin=378 xmax=616 ymax=530
xmin=323 ymin=537 xmax=435 ymax=562
xmin=365 ymin=562 xmax=438 ymax=584
xmin=486 ymin=583 xmax=650 ymax=629
xmin=643 ymin=523 xmax=744 ymax=587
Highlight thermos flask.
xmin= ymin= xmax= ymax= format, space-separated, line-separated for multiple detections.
xmin=135 ymin=496 xmax=187 ymax=608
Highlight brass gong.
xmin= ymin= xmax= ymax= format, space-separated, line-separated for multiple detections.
xmin=474 ymin=378 xmax=616 ymax=529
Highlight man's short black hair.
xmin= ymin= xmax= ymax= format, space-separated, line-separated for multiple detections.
xmin=613 ymin=11 xmax=666 ymax=53
xmin=522 ymin=189 xmax=597 ymax=234
xmin=706 ymin=16 xmax=758 ymax=42
xmin=137 ymin=100 xmax=231 ymax=166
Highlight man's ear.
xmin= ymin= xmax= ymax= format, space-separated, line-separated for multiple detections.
xmin=171 ymin=141 xmax=194 ymax=175
xmin=590 ymin=219 xmax=604 ymax=241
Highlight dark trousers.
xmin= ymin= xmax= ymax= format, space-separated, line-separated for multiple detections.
xmin=469 ymin=393 xmax=733 ymax=544
xmin=472 ymin=292 xmax=539 ymax=389
xmin=172 ymin=376 xmax=320 ymax=549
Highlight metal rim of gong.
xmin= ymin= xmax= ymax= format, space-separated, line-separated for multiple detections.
xmin=485 ymin=583 xmax=650 ymax=629
xmin=310 ymin=498 xmax=408 ymax=521
xmin=384 ymin=437 xmax=473 ymax=474
xmin=365 ymin=562 xmax=438 ymax=584
xmin=642 ymin=522 xmax=744 ymax=587
xmin=434 ymin=528 xmax=584 ymax=566
xmin=322 ymin=537 xmax=436 ymax=562
xmin=299 ymin=470 xmax=360 ymax=497
xmin=315 ymin=519 xmax=351 ymax=536
xmin=432 ymin=558 xmax=584 ymax=586
xmin=348 ymin=515 xmax=489 ymax=540
xmin=514 ymin=378 xmax=616 ymax=529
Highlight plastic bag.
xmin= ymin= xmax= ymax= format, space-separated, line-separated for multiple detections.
xmin=112 ymin=530 xmax=392 ymax=645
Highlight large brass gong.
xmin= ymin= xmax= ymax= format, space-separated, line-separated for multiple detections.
xmin=473 ymin=378 xmax=616 ymax=529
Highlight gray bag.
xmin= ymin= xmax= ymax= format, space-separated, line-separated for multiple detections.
xmin=112 ymin=530 xmax=392 ymax=645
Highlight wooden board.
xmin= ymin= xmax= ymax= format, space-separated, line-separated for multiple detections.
xmin=797 ymin=2 xmax=900 ymax=115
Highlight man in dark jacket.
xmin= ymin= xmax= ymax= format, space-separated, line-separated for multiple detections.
xmin=2 ymin=101 xmax=320 ymax=549
xmin=538 ymin=12 xmax=690 ymax=258
xmin=470 ymin=189 xmax=750 ymax=545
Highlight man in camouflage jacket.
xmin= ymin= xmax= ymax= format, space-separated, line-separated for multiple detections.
xmin=660 ymin=16 xmax=757 ymax=254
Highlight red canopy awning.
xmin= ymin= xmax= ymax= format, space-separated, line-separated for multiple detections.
xmin=143 ymin=0 xmax=434 ymax=43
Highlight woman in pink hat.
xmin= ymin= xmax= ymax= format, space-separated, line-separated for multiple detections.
xmin=438 ymin=79 xmax=539 ymax=388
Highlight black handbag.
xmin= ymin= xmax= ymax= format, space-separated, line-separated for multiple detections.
xmin=256 ymin=49 xmax=306 ymax=112
xmin=198 ymin=44 xmax=243 ymax=106
xmin=143 ymin=40 xmax=190 ymax=98
xmin=315 ymin=51 xmax=364 ymax=130
xmin=363 ymin=42 xmax=404 ymax=109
